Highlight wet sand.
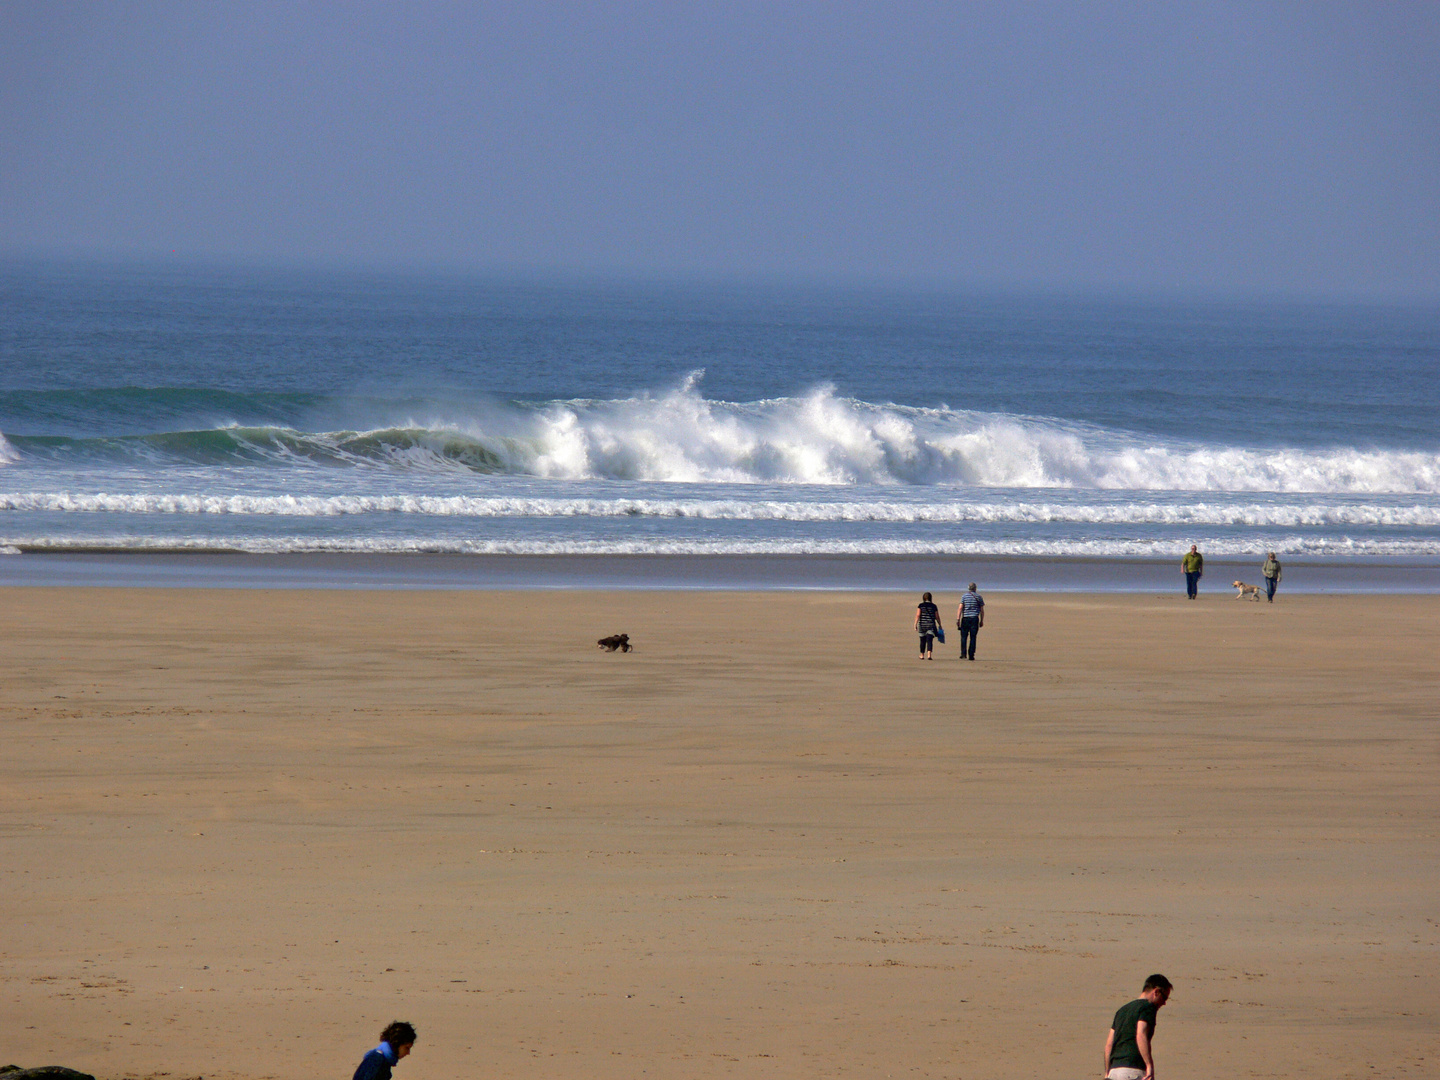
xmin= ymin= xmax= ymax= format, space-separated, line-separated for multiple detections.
xmin=1 ymin=588 xmax=1435 ymax=1080
xmin=5 ymin=550 xmax=1440 ymax=592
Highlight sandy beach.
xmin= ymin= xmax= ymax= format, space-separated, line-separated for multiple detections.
xmin=2 ymin=587 xmax=1435 ymax=1080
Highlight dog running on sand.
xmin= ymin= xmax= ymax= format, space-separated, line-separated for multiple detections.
xmin=1232 ymin=580 xmax=1263 ymax=601
xmin=597 ymin=633 xmax=633 ymax=652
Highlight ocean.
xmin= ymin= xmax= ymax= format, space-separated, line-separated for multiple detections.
xmin=2 ymin=260 xmax=1437 ymax=584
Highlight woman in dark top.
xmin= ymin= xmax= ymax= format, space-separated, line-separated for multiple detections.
xmin=914 ymin=591 xmax=940 ymax=659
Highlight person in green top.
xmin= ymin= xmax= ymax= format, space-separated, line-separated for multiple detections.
xmin=1180 ymin=545 xmax=1203 ymax=599
xmin=1103 ymin=973 xmax=1172 ymax=1080
xmin=1262 ymin=551 xmax=1282 ymax=603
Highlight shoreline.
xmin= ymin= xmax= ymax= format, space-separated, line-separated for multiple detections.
xmin=3 ymin=549 xmax=1440 ymax=591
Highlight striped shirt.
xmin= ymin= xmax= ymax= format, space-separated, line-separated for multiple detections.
xmin=959 ymin=591 xmax=984 ymax=619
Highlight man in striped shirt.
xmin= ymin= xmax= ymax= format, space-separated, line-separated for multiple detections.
xmin=956 ymin=583 xmax=984 ymax=661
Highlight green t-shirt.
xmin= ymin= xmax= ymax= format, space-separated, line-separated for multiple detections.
xmin=1109 ymin=997 xmax=1159 ymax=1070
xmin=1182 ymin=551 xmax=1203 ymax=573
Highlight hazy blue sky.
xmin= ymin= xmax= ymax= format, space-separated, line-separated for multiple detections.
xmin=3 ymin=1 xmax=1437 ymax=297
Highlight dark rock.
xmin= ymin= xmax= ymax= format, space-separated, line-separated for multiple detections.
xmin=3 ymin=1069 xmax=97 ymax=1080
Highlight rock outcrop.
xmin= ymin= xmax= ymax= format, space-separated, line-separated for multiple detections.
xmin=0 ymin=1067 xmax=98 ymax=1080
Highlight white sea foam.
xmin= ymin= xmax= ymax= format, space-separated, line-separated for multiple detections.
xmin=410 ymin=381 xmax=1440 ymax=492
xmin=3 ymin=490 xmax=1438 ymax=526
xmin=5 ymin=533 xmax=1439 ymax=558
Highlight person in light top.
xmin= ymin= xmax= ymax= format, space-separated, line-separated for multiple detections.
xmin=956 ymin=583 xmax=984 ymax=661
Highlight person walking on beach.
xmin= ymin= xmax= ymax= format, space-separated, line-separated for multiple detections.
xmin=1181 ymin=545 xmax=1204 ymax=599
xmin=956 ymin=582 xmax=984 ymax=660
xmin=915 ymin=592 xmax=940 ymax=659
xmin=1103 ymin=974 xmax=1172 ymax=1080
xmin=1262 ymin=551 xmax=1282 ymax=603
xmin=353 ymin=1021 xmax=417 ymax=1080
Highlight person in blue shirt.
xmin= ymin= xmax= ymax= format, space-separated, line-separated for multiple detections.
xmin=353 ymin=1021 xmax=417 ymax=1080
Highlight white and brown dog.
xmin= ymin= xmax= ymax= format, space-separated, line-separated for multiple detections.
xmin=1232 ymin=580 xmax=1263 ymax=601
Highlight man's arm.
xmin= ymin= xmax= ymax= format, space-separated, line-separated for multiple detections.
xmin=1136 ymin=1019 xmax=1155 ymax=1080
xmin=1102 ymin=1028 xmax=1115 ymax=1077
xmin=977 ymin=600 xmax=984 ymax=628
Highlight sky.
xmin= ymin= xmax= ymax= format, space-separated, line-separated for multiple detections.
xmin=2 ymin=1 xmax=1438 ymax=298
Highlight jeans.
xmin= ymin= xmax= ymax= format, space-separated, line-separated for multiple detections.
xmin=1265 ymin=576 xmax=1278 ymax=602
xmin=959 ymin=616 xmax=980 ymax=659
xmin=918 ymin=633 xmax=934 ymax=656
xmin=1185 ymin=570 xmax=1201 ymax=598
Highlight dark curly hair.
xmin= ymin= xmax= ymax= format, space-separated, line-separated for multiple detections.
xmin=381 ymin=1021 xmax=417 ymax=1047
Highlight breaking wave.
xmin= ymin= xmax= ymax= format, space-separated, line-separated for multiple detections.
xmin=2 ymin=378 xmax=1437 ymax=494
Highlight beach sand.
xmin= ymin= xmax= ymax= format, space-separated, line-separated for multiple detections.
xmin=1 ymin=588 xmax=1435 ymax=1080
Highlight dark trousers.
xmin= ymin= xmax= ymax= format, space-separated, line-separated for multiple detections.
xmin=918 ymin=633 xmax=934 ymax=656
xmin=1265 ymin=576 xmax=1278 ymax=602
xmin=959 ymin=616 xmax=980 ymax=659
xmin=1185 ymin=571 xmax=1201 ymax=598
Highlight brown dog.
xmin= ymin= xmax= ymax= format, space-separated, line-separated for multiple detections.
xmin=1232 ymin=580 xmax=1262 ymax=601
xmin=597 ymin=633 xmax=632 ymax=652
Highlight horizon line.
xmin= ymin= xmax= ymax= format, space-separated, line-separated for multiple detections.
xmin=2 ymin=248 xmax=1438 ymax=308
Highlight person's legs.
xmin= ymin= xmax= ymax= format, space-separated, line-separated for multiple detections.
xmin=1186 ymin=571 xmax=1200 ymax=598
xmin=1266 ymin=576 xmax=1277 ymax=602
xmin=960 ymin=617 xmax=979 ymax=659
xmin=919 ymin=633 xmax=933 ymax=658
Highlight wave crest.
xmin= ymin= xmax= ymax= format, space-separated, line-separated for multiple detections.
xmin=3 ymin=491 xmax=1438 ymax=527
xmin=3 ymin=381 xmax=1437 ymax=494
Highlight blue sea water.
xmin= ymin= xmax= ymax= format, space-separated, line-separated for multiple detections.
xmin=1 ymin=259 xmax=1437 ymax=562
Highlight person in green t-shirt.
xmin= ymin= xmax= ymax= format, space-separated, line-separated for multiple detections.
xmin=1262 ymin=551 xmax=1282 ymax=603
xmin=1103 ymin=973 xmax=1172 ymax=1080
xmin=1180 ymin=545 xmax=1203 ymax=599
